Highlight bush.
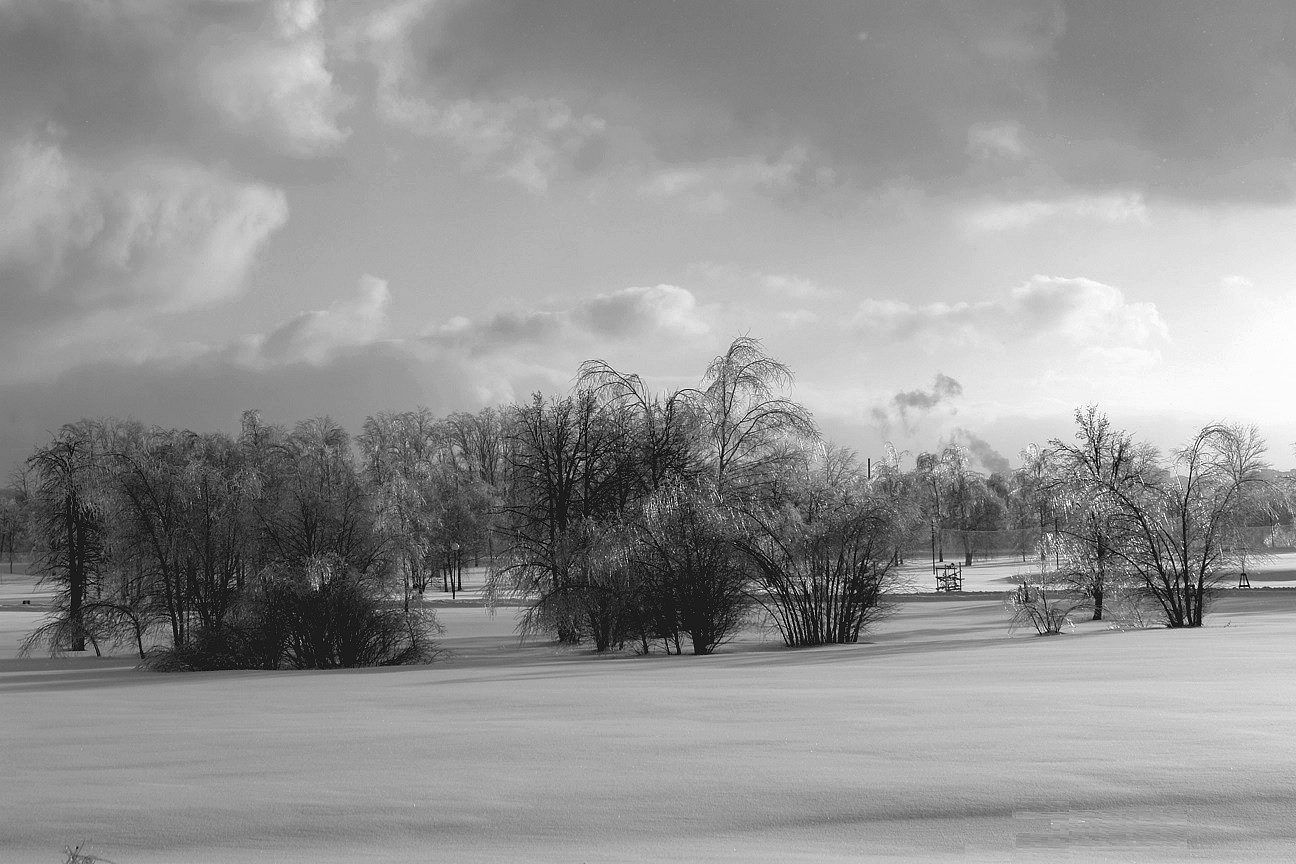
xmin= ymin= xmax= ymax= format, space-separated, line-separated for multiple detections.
xmin=143 ymin=560 xmax=441 ymax=671
xmin=736 ymin=499 xmax=901 ymax=647
xmin=1005 ymin=573 xmax=1081 ymax=636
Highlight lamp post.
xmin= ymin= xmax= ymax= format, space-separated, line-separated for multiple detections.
xmin=930 ymin=519 xmax=937 ymax=576
xmin=450 ymin=541 xmax=461 ymax=599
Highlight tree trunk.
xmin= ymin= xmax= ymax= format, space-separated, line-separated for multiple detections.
xmin=68 ymin=497 xmax=86 ymax=652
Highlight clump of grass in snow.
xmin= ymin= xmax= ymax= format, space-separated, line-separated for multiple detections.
xmin=64 ymin=844 xmax=114 ymax=863
xmin=1005 ymin=573 xmax=1080 ymax=636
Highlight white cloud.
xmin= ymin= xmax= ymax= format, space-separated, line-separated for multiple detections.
xmin=967 ymin=121 xmax=1028 ymax=160
xmin=687 ymin=262 xmax=842 ymax=302
xmin=964 ymin=192 xmax=1149 ymax=231
xmin=235 ymin=274 xmax=392 ymax=368
xmin=1009 ymin=276 xmax=1168 ymax=347
xmin=761 ymin=273 xmax=840 ymax=301
xmin=0 ymin=128 xmax=288 ymax=317
xmin=854 ymin=275 xmax=1169 ymax=365
xmin=195 ymin=0 xmax=351 ymax=156
xmin=636 ymin=144 xmax=838 ymax=212
xmin=580 ymin=284 xmax=710 ymax=338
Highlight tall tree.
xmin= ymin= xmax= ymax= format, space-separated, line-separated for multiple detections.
xmin=22 ymin=421 xmax=124 ymax=652
xmin=577 ymin=359 xmax=703 ymax=495
xmin=0 ymin=486 xmax=28 ymax=573
xmin=682 ymin=336 xmax=816 ymax=497
xmin=493 ymin=392 xmax=635 ymax=642
xmin=359 ymin=409 xmax=443 ymax=604
xmin=1048 ymin=410 xmax=1150 ymax=620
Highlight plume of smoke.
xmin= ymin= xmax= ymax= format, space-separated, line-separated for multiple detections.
xmin=873 ymin=373 xmax=963 ymax=434
xmin=953 ymin=427 xmax=1010 ymax=475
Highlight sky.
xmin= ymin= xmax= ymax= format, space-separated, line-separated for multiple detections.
xmin=3 ymin=0 xmax=1296 ymax=477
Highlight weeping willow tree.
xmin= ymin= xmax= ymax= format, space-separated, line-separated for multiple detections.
xmin=683 ymin=336 xmax=817 ymax=497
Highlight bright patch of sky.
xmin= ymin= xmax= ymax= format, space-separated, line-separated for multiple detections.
xmin=3 ymin=0 xmax=1296 ymax=473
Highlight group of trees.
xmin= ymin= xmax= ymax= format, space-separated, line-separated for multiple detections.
xmin=10 ymin=337 xmax=1288 ymax=668
xmin=13 ymin=415 xmax=446 ymax=668
xmin=11 ymin=338 xmax=915 ymax=662
xmin=490 ymin=337 xmax=907 ymax=653
xmin=880 ymin=407 xmax=1285 ymax=630
xmin=1044 ymin=408 xmax=1280 ymax=628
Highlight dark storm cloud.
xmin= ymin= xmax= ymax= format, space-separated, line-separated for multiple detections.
xmin=369 ymin=0 xmax=1065 ymax=192
xmin=377 ymin=0 xmax=1296 ymax=203
xmin=0 ymin=345 xmax=428 ymax=478
xmin=0 ymin=0 xmax=349 ymax=163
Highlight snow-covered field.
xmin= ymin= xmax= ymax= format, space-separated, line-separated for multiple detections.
xmin=4 ymin=567 xmax=1296 ymax=863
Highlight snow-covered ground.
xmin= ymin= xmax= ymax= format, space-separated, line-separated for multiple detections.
xmin=895 ymin=551 xmax=1296 ymax=593
xmin=4 ymin=570 xmax=1296 ymax=863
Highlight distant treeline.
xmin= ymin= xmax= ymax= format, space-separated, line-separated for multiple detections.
xmin=7 ymin=337 xmax=1289 ymax=667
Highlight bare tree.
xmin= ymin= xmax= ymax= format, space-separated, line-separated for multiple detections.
xmin=682 ymin=336 xmax=817 ymax=497
xmin=1048 ymin=409 xmax=1155 ymax=621
xmin=110 ymin=428 xmax=255 ymax=648
xmin=492 ymin=392 xmax=635 ymax=644
xmin=577 ymin=359 xmax=703 ymax=495
xmin=1054 ymin=409 xmax=1273 ymax=627
xmin=0 ymin=485 xmax=27 ymax=573
xmin=22 ymin=422 xmax=119 ymax=653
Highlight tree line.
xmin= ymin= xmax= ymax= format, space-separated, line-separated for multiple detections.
xmin=8 ymin=337 xmax=1288 ymax=668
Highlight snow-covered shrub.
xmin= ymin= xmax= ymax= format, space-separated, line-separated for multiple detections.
xmin=1005 ymin=573 xmax=1081 ymax=636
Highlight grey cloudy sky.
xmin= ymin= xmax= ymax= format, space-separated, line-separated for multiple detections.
xmin=3 ymin=0 xmax=1296 ymax=473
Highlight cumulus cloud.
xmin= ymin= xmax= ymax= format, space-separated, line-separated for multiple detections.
xmin=855 ymin=275 xmax=1169 ymax=364
xmin=0 ymin=128 xmax=287 ymax=336
xmin=194 ymin=0 xmax=351 ymax=156
xmin=425 ymin=284 xmax=710 ymax=353
xmin=233 ymin=275 xmax=392 ymax=368
xmin=0 ymin=2 xmax=362 ymax=385
xmin=581 ymin=284 xmax=709 ymax=338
